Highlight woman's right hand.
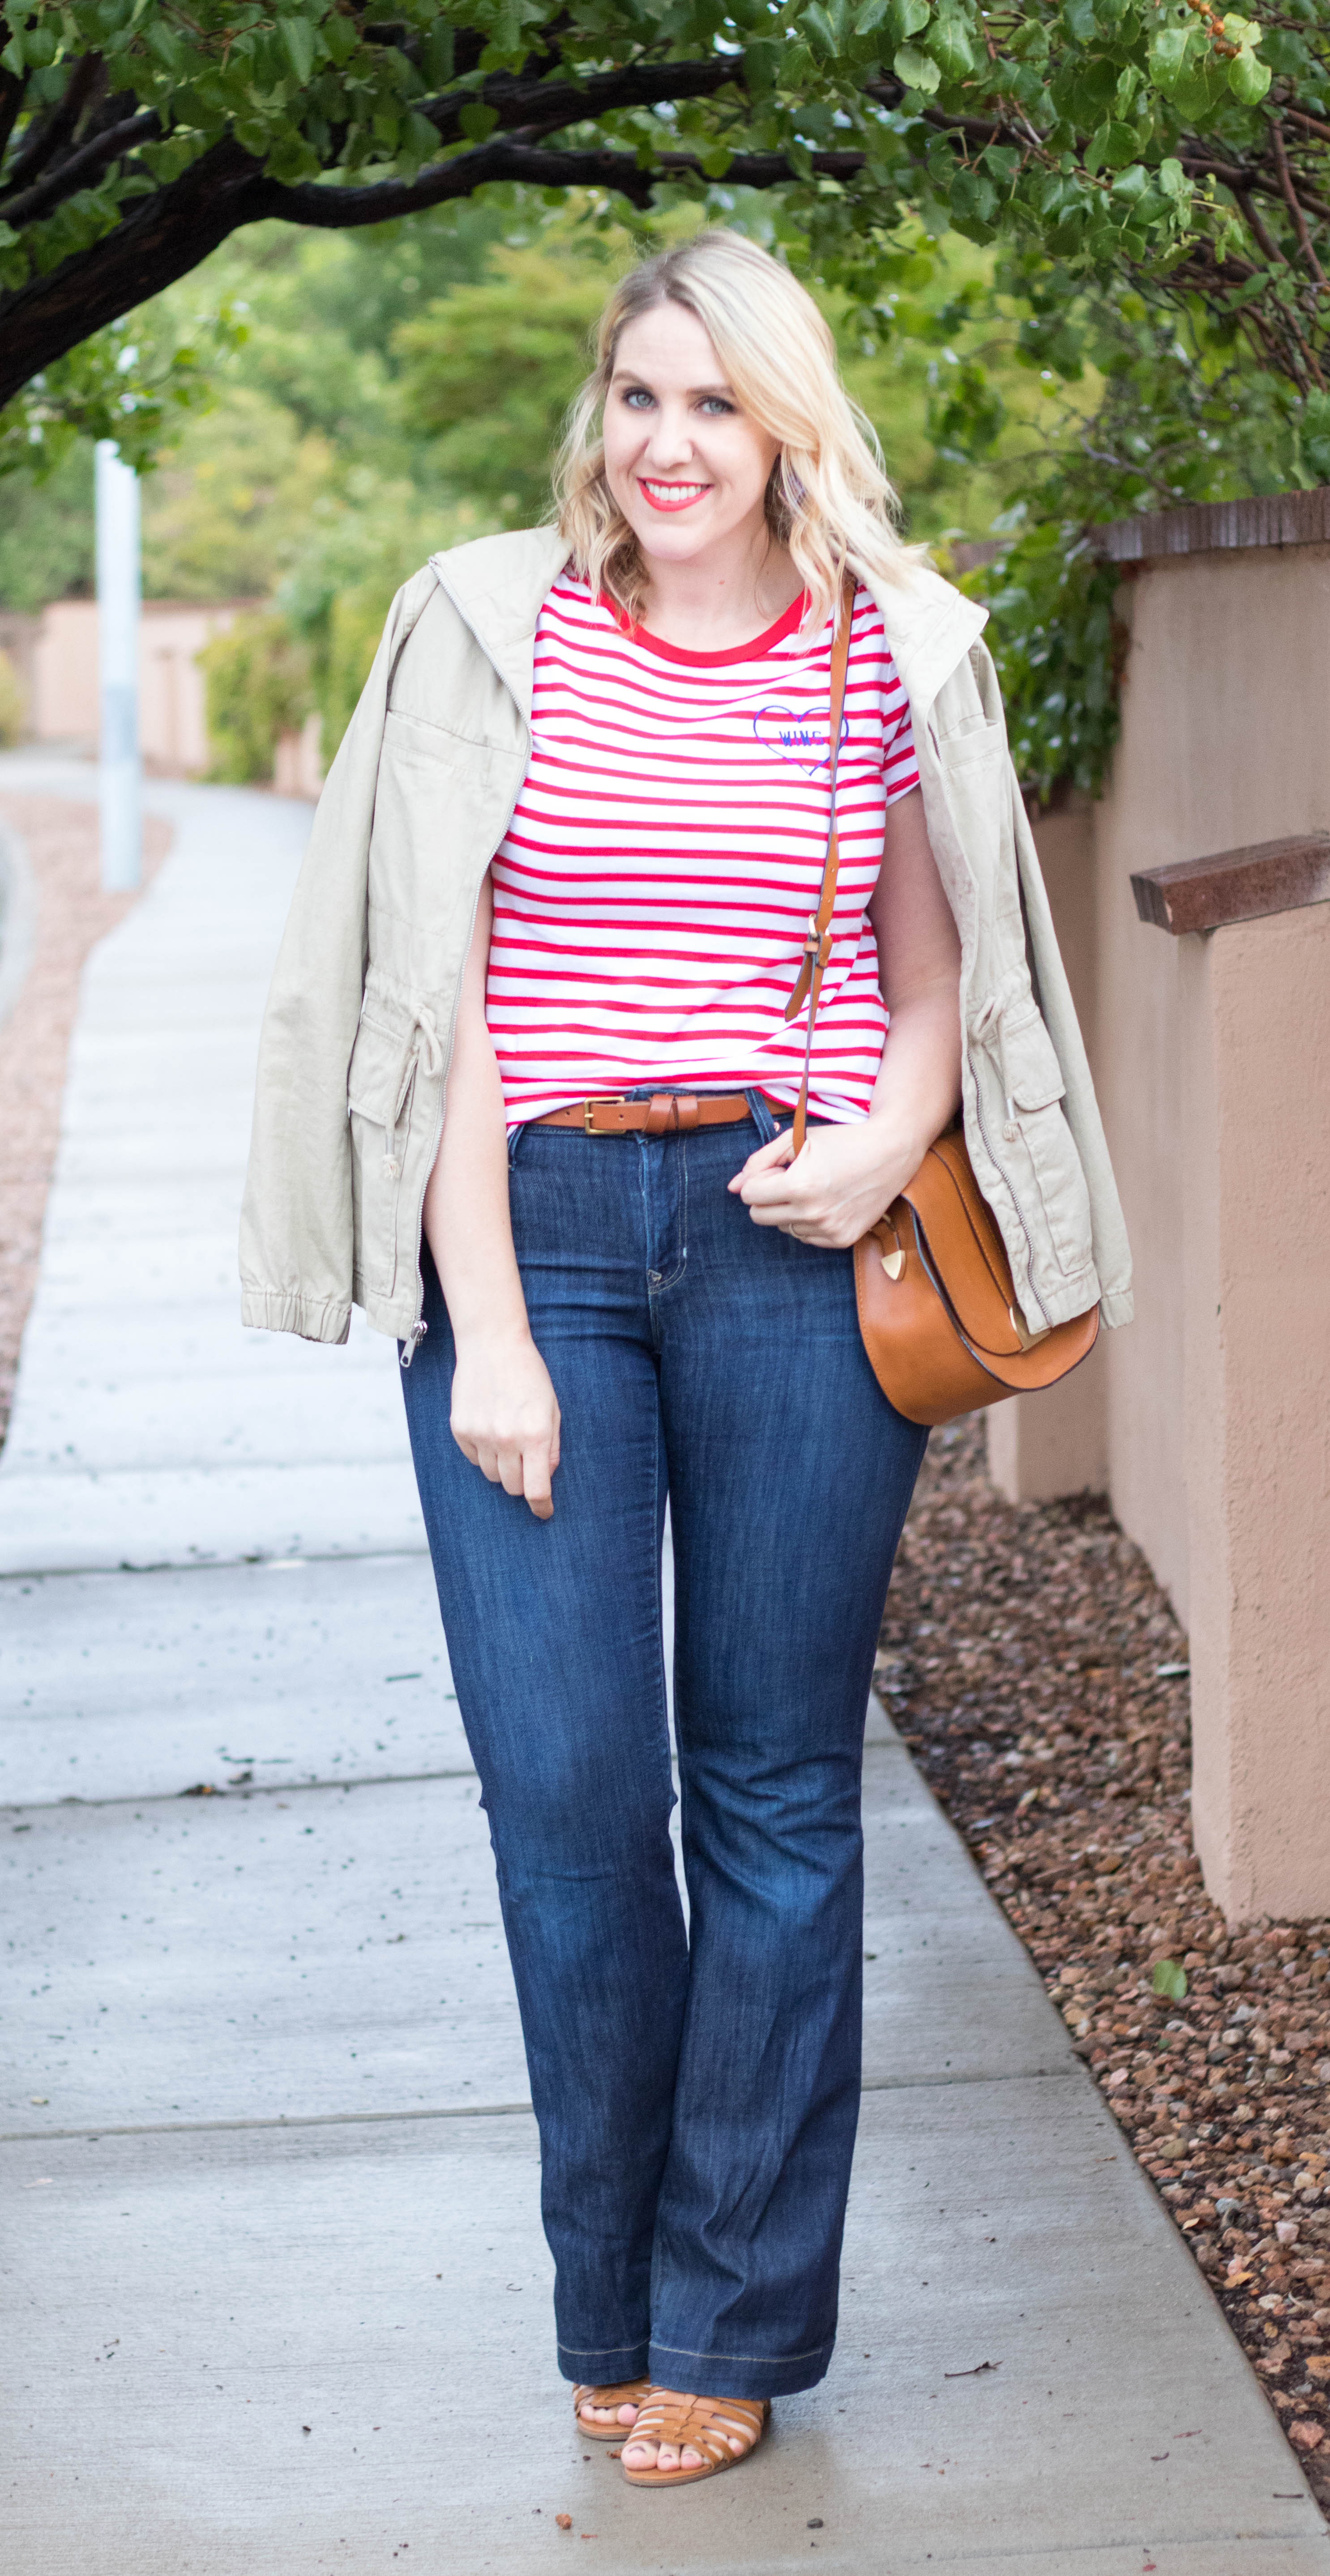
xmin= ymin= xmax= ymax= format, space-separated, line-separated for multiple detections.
xmin=449 ymin=1327 xmax=562 ymax=1521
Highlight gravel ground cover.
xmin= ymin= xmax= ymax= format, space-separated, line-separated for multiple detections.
xmin=0 ymin=795 xmax=169 ymax=1447
xmin=881 ymin=1416 xmax=1330 ymax=2516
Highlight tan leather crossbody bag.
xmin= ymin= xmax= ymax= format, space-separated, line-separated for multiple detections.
xmin=784 ymin=576 xmax=1099 ymax=1429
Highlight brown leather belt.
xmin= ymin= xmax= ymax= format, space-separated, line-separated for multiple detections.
xmin=535 ymin=1091 xmax=783 ymax=1137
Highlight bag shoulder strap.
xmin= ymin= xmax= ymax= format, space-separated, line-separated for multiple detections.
xmin=783 ymin=568 xmax=857 ymax=1154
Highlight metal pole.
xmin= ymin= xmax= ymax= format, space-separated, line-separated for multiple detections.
xmin=95 ymin=439 xmax=141 ymax=892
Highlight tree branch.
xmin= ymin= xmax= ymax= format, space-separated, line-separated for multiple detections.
xmin=0 ymin=135 xmax=264 ymax=410
xmin=0 ymin=66 xmax=24 ymax=173
xmin=1 ymin=50 xmax=102 ymax=195
xmin=1270 ymin=117 xmax=1328 ymax=290
xmin=0 ymin=103 xmax=159 ymax=225
xmin=417 ymin=51 xmax=739 ymax=147
xmin=250 ymin=136 xmax=866 ymax=227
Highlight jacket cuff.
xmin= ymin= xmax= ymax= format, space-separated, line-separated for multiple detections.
xmin=241 ymin=1288 xmax=351 ymax=1345
xmin=1100 ymin=1286 xmax=1134 ymax=1330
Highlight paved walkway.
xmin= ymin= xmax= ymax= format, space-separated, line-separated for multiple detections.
xmin=1 ymin=759 xmax=1323 ymax=2573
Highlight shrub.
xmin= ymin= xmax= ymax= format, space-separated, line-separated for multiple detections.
xmin=0 ymin=647 xmax=26 ymax=747
xmin=198 ymin=610 xmax=312 ymax=785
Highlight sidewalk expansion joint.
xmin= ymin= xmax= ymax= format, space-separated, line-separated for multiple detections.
xmin=7 ymin=1734 xmax=915 ymax=1816
xmin=2 ymin=1763 xmax=480 ymax=1816
xmin=0 ymin=2066 xmax=1081 ymax=2149
xmin=0 ymin=1542 xmax=434 ymax=1582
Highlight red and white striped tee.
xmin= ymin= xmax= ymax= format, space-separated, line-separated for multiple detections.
xmin=485 ymin=570 xmax=919 ymax=1128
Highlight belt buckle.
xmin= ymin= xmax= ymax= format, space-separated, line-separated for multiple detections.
xmin=583 ymin=1096 xmax=624 ymax=1134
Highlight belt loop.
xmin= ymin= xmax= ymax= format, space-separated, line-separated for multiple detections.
xmin=745 ymin=1088 xmax=777 ymax=1146
xmin=507 ymin=1120 xmax=526 ymax=1169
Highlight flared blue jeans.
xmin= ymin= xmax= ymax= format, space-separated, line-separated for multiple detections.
xmin=401 ymin=1096 xmax=926 ymax=2400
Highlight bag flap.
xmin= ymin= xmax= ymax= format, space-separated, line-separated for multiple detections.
xmin=900 ymin=1132 xmax=1026 ymax=1356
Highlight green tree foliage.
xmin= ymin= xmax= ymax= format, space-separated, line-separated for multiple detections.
xmin=0 ymin=435 xmax=93 ymax=603
xmin=141 ymin=382 xmax=334 ymax=599
xmin=3 ymin=0 xmax=1330 ymax=429
xmin=946 ymin=281 xmax=1311 ymax=791
xmin=5 ymin=0 xmax=1330 ymax=790
xmin=394 ymin=242 xmax=611 ymax=525
xmin=196 ymin=608 xmax=312 ymax=782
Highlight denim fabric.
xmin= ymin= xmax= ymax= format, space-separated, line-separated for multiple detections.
xmin=400 ymin=1100 xmax=927 ymax=2401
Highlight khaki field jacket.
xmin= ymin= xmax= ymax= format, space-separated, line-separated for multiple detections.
xmin=240 ymin=525 xmax=1133 ymax=1347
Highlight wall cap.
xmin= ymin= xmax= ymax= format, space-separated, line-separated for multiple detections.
xmin=1099 ymin=488 xmax=1330 ymax=564
xmin=1132 ymin=833 xmax=1330 ymax=934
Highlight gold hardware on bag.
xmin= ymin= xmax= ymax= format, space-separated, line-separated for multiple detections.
xmin=881 ymin=1247 xmax=905 ymax=1281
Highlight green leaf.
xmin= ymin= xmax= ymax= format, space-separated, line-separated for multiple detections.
xmin=894 ymin=42 xmax=941 ymax=90
xmin=1062 ymin=0 xmax=1097 ymax=44
xmin=855 ymin=0 xmax=893 ymax=30
xmin=323 ymin=12 xmax=358 ymax=66
xmin=1007 ymin=19 xmax=1049 ymax=62
xmin=145 ymin=21 xmax=185 ymax=73
xmin=420 ymin=22 xmax=455 ymax=85
xmin=1087 ymin=121 xmax=1141 ymax=172
xmin=1152 ymin=1958 xmax=1188 ymax=2003
xmin=1149 ymin=21 xmax=1194 ymax=89
xmin=1158 ymin=155 xmax=1190 ymax=202
xmin=458 ymin=101 xmax=500 ymax=142
xmin=20 ymin=20 xmax=57 ymax=69
xmin=927 ymin=13 xmax=975 ymax=77
xmin=1227 ymin=49 xmax=1271 ymax=102
xmin=402 ymin=110 xmax=441 ymax=160
xmin=1110 ymin=158 xmax=1149 ymax=202
xmin=278 ymin=16 xmax=316 ymax=87
xmin=744 ymin=36 xmax=781 ymax=88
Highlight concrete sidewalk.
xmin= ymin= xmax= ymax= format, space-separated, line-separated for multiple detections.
xmin=1 ymin=761 xmax=1323 ymax=2573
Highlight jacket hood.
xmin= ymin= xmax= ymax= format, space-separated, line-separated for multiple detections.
xmin=428 ymin=526 xmax=570 ymax=724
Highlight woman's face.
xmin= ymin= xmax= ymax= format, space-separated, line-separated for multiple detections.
xmin=602 ymin=300 xmax=781 ymax=571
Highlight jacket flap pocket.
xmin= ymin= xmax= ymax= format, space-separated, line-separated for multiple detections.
xmin=347 ymin=1009 xmax=415 ymax=1128
xmin=999 ymin=1007 xmax=1066 ymax=1113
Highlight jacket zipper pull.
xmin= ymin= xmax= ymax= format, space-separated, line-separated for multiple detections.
xmin=400 ymin=1320 xmax=428 ymax=1370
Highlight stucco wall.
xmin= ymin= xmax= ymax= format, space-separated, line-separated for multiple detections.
xmin=1183 ymin=902 xmax=1330 ymax=1920
xmin=30 ymin=599 xmax=252 ymax=773
xmin=1097 ymin=544 xmax=1330 ymax=1632
xmin=992 ymin=530 xmax=1330 ymax=1920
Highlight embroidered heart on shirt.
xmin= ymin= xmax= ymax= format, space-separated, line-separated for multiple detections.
xmin=752 ymin=704 xmax=848 ymax=776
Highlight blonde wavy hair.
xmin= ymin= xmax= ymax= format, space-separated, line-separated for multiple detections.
xmin=555 ymin=229 xmax=917 ymax=633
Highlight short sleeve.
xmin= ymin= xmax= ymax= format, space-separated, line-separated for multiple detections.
xmin=881 ymin=647 xmax=919 ymax=807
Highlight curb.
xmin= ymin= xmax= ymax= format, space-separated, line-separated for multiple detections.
xmin=0 ymin=819 xmax=35 ymax=1032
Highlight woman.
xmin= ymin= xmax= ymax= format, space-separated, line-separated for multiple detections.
xmin=241 ymin=230 xmax=1130 ymax=2489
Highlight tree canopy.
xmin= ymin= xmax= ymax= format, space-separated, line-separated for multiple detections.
xmin=4 ymin=0 xmax=1330 ymax=458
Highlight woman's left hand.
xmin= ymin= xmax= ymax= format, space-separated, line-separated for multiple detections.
xmin=729 ymin=1118 xmax=923 ymax=1250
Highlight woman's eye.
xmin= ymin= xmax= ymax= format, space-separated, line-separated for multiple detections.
xmin=698 ymin=397 xmax=734 ymax=415
xmin=622 ymin=388 xmax=653 ymax=409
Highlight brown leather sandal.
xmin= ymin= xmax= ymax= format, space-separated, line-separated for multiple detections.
xmin=620 ymin=2388 xmax=770 ymax=2486
xmin=572 ymin=2377 xmax=650 ymax=2441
